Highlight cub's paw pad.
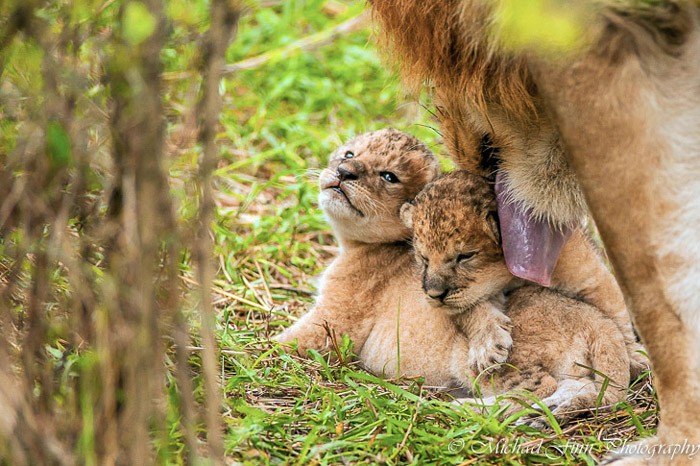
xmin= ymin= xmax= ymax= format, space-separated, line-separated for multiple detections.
xmin=467 ymin=318 xmax=513 ymax=374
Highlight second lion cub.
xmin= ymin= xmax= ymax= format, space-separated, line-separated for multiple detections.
xmin=401 ymin=171 xmax=633 ymax=418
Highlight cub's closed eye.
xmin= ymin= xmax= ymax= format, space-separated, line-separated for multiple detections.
xmin=420 ymin=256 xmax=429 ymax=264
xmin=380 ymin=171 xmax=400 ymax=183
xmin=343 ymin=151 xmax=354 ymax=159
xmin=457 ymin=252 xmax=477 ymax=263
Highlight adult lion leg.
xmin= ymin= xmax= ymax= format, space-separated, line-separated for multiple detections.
xmin=532 ymin=6 xmax=700 ymax=464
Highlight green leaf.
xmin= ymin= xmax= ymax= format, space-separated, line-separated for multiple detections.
xmin=46 ymin=121 xmax=73 ymax=170
xmin=493 ymin=0 xmax=586 ymax=53
xmin=122 ymin=1 xmax=157 ymax=46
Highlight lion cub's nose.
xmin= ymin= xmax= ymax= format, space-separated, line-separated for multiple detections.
xmin=426 ymin=287 xmax=449 ymax=302
xmin=337 ymin=165 xmax=358 ymax=182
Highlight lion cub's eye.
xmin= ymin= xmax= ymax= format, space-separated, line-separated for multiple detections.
xmin=343 ymin=151 xmax=354 ymax=159
xmin=420 ymin=255 xmax=429 ymax=265
xmin=380 ymin=171 xmax=400 ymax=183
xmin=456 ymin=252 xmax=477 ymax=263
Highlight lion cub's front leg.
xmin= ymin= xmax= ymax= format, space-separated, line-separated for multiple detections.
xmin=452 ymin=298 xmax=513 ymax=375
xmin=275 ymin=300 xmax=371 ymax=358
xmin=275 ymin=307 xmax=336 ymax=357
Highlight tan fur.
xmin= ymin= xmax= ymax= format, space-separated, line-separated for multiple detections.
xmin=278 ymin=132 xmax=635 ymax=425
xmin=401 ymin=169 xmax=646 ymax=377
xmin=278 ymin=130 xmax=518 ymax=384
xmin=276 ymin=129 xmax=476 ymax=385
xmin=399 ymin=170 xmax=516 ymax=372
xmin=406 ymin=171 xmax=630 ymax=421
xmin=530 ymin=6 xmax=700 ymax=462
xmin=552 ymin=228 xmax=648 ymax=376
xmin=317 ymin=128 xmax=441 ymax=245
xmin=278 ymin=130 xmax=637 ymax=389
xmin=372 ymin=2 xmax=699 ymax=462
xmin=371 ymin=0 xmax=586 ymax=225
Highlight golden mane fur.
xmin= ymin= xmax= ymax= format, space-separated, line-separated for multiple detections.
xmin=371 ymin=1 xmax=692 ymax=119
xmin=371 ymin=1 xmax=535 ymax=118
xmin=371 ymin=0 xmax=695 ymax=227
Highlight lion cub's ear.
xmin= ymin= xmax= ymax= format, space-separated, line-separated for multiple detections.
xmin=400 ymin=202 xmax=415 ymax=230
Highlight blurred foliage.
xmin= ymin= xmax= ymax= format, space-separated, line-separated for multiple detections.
xmin=493 ymin=0 xmax=587 ymax=53
xmin=0 ymin=0 xmax=449 ymax=462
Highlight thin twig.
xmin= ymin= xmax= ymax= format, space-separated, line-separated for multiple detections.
xmin=268 ymin=283 xmax=315 ymax=296
xmin=240 ymin=274 xmax=267 ymax=309
xmin=223 ymin=11 xmax=368 ymax=73
xmin=162 ymin=11 xmax=369 ymax=81
xmin=194 ymin=3 xmax=242 ymax=460
xmin=182 ymin=275 xmax=269 ymax=311
xmin=255 ymin=260 xmax=274 ymax=307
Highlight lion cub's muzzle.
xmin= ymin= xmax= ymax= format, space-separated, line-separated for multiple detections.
xmin=336 ymin=160 xmax=365 ymax=182
xmin=422 ymin=274 xmax=452 ymax=305
xmin=337 ymin=165 xmax=358 ymax=182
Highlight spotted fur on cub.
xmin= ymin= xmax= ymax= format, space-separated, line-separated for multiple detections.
xmin=276 ymin=131 xmax=639 ymax=422
xmin=277 ymin=130 xmax=519 ymax=384
xmin=402 ymin=171 xmax=632 ymax=421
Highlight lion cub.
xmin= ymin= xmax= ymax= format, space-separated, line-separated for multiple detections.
xmin=401 ymin=171 xmax=632 ymax=416
xmin=276 ymin=129 xmax=509 ymax=385
xmin=277 ymin=130 xmax=639 ymax=401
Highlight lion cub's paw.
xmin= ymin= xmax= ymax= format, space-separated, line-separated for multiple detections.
xmin=465 ymin=306 xmax=513 ymax=374
xmin=628 ymin=344 xmax=650 ymax=380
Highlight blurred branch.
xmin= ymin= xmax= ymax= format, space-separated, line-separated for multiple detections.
xmin=194 ymin=0 xmax=242 ymax=463
xmin=0 ymin=2 xmax=40 ymax=79
xmin=222 ymin=10 xmax=367 ymax=73
xmin=106 ymin=0 xmax=173 ymax=462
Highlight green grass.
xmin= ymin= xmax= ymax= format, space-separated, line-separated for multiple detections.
xmin=209 ymin=1 xmax=657 ymax=464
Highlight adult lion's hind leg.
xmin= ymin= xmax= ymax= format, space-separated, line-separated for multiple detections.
xmin=532 ymin=5 xmax=700 ymax=464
